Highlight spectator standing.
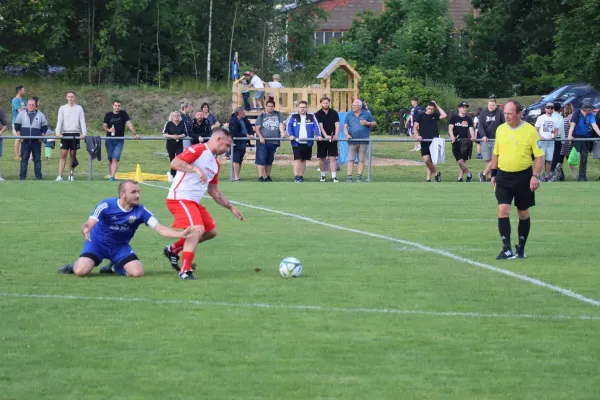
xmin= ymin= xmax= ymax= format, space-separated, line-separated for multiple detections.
xmin=190 ymin=111 xmax=210 ymax=145
xmin=534 ymin=102 xmax=559 ymax=181
xmin=254 ymin=100 xmax=285 ymax=182
xmin=490 ymin=100 xmax=543 ymax=260
xmin=567 ymin=103 xmax=600 ymax=181
xmin=200 ymin=103 xmax=220 ymax=131
xmin=558 ymin=104 xmax=576 ymax=180
xmin=228 ymin=107 xmax=253 ymax=181
xmin=0 ymin=107 xmax=8 ymax=181
xmin=478 ymin=98 xmax=505 ymax=181
xmin=548 ymin=101 xmax=565 ymax=181
xmin=55 ymin=91 xmax=87 ymax=181
xmin=344 ymin=99 xmax=377 ymax=182
xmin=180 ymin=102 xmax=194 ymax=149
xmin=239 ymin=71 xmax=252 ymax=111
xmin=268 ymin=74 xmax=283 ymax=103
xmin=103 ymin=100 xmax=139 ymax=181
xmin=315 ymin=96 xmax=340 ymax=182
xmin=248 ymin=68 xmax=265 ymax=110
xmin=406 ymin=96 xmax=421 ymax=152
xmin=448 ymin=102 xmax=476 ymax=182
xmin=163 ymin=111 xmax=187 ymax=182
xmin=414 ymin=101 xmax=447 ymax=182
xmin=14 ymin=99 xmax=48 ymax=180
xmin=287 ymin=101 xmax=321 ymax=183
xmin=11 ymin=85 xmax=26 ymax=160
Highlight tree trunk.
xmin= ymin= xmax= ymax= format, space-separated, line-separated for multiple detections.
xmin=206 ymin=0 xmax=213 ymax=88
xmin=156 ymin=0 xmax=161 ymax=89
xmin=227 ymin=2 xmax=239 ymax=85
xmin=137 ymin=42 xmax=142 ymax=85
xmin=186 ymin=31 xmax=198 ymax=81
xmin=87 ymin=0 xmax=96 ymax=84
xmin=261 ymin=17 xmax=267 ymax=72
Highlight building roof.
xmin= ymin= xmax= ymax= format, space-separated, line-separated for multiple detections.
xmin=316 ymin=57 xmax=360 ymax=80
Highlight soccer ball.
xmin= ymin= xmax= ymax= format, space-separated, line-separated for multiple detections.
xmin=279 ymin=257 xmax=303 ymax=278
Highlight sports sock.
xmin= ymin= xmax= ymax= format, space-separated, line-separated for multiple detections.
xmin=169 ymin=238 xmax=186 ymax=255
xmin=321 ymin=172 xmax=326 ymax=178
xmin=181 ymin=251 xmax=194 ymax=273
xmin=331 ymin=171 xmax=337 ymax=178
xmin=498 ymin=217 xmax=511 ymax=249
xmin=518 ymin=217 xmax=531 ymax=249
xmin=113 ymin=265 xmax=127 ymax=276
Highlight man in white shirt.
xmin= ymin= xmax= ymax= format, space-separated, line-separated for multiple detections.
xmin=55 ymin=91 xmax=87 ymax=181
xmin=248 ymin=68 xmax=265 ymax=110
xmin=534 ymin=102 xmax=558 ymax=181
xmin=162 ymin=129 xmax=244 ymax=280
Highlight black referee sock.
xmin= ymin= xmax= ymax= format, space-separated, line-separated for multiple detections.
xmin=498 ymin=217 xmax=511 ymax=249
xmin=518 ymin=218 xmax=531 ymax=249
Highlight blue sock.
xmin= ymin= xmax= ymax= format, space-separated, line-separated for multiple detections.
xmin=113 ymin=265 xmax=127 ymax=276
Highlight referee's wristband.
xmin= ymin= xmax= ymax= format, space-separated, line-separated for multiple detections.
xmin=491 ymin=169 xmax=498 ymax=177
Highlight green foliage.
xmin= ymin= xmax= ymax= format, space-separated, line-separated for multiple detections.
xmin=286 ymin=0 xmax=328 ymax=62
xmin=359 ymin=66 xmax=442 ymax=124
xmin=554 ymin=0 xmax=600 ymax=88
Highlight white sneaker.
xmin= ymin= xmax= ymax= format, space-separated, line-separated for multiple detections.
xmin=0 ymin=176 xmax=4 ymax=181
xmin=320 ymin=176 xmax=326 ymax=182
xmin=68 ymin=174 xmax=74 ymax=181
xmin=55 ymin=176 xmax=63 ymax=181
xmin=332 ymin=177 xmax=339 ymax=183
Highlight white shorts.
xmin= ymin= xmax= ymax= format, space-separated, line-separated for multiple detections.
xmin=541 ymin=141 xmax=554 ymax=162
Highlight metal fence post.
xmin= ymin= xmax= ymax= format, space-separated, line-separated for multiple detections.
xmin=367 ymin=139 xmax=372 ymax=182
xmin=88 ymin=153 xmax=93 ymax=180
xmin=229 ymin=139 xmax=235 ymax=181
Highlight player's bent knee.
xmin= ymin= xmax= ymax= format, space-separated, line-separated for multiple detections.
xmin=73 ymin=258 xmax=96 ymax=276
xmin=123 ymin=259 xmax=144 ymax=277
xmin=204 ymin=228 xmax=218 ymax=240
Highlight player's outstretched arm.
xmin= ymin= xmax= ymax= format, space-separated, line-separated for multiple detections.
xmin=207 ymin=183 xmax=244 ymax=221
xmin=153 ymin=223 xmax=196 ymax=239
xmin=81 ymin=218 xmax=99 ymax=241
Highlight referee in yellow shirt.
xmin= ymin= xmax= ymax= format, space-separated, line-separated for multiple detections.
xmin=490 ymin=100 xmax=544 ymax=260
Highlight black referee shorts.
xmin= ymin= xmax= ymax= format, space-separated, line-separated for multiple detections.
xmin=495 ymin=167 xmax=535 ymax=210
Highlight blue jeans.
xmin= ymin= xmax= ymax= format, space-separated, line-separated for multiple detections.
xmin=20 ymin=140 xmax=42 ymax=179
xmin=105 ymin=139 xmax=125 ymax=161
xmin=255 ymin=142 xmax=278 ymax=166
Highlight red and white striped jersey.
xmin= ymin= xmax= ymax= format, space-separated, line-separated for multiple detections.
xmin=167 ymin=144 xmax=219 ymax=203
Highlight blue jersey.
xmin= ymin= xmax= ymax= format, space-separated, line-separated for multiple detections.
xmin=90 ymin=198 xmax=157 ymax=246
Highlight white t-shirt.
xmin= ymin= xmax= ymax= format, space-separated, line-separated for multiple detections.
xmin=167 ymin=144 xmax=219 ymax=203
xmin=298 ymin=115 xmax=308 ymax=144
xmin=535 ymin=114 xmax=557 ymax=140
xmin=269 ymin=81 xmax=282 ymax=97
xmin=250 ymin=75 xmax=264 ymax=89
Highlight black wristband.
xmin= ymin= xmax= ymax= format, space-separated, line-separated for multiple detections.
xmin=491 ymin=169 xmax=498 ymax=177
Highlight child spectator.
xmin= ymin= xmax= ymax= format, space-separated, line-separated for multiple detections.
xmin=268 ymin=74 xmax=284 ymax=103
xmin=239 ymin=72 xmax=251 ymax=111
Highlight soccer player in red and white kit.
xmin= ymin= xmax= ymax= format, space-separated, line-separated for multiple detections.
xmin=163 ymin=128 xmax=244 ymax=280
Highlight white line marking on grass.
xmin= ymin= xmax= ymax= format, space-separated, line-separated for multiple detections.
xmin=1 ymin=292 xmax=599 ymax=321
xmin=141 ymin=182 xmax=600 ymax=308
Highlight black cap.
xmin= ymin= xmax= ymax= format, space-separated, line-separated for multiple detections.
xmin=458 ymin=102 xmax=469 ymax=108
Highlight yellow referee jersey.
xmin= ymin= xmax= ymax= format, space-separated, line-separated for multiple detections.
xmin=493 ymin=122 xmax=544 ymax=172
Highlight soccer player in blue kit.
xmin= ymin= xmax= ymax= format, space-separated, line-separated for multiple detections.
xmin=58 ymin=180 xmax=194 ymax=277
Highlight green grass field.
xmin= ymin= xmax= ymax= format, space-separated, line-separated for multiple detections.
xmin=1 ymin=138 xmax=600 ymax=399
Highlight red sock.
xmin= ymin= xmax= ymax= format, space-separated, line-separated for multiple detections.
xmin=169 ymin=238 xmax=186 ymax=255
xmin=181 ymin=251 xmax=194 ymax=273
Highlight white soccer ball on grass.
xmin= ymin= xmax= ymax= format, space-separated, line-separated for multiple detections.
xmin=279 ymin=257 xmax=303 ymax=278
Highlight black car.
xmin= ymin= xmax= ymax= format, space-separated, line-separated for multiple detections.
xmin=559 ymin=92 xmax=600 ymax=112
xmin=523 ymin=82 xmax=596 ymax=123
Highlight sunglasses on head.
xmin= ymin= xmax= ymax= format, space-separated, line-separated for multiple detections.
xmin=546 ymin=106 xmax=554 ymax=109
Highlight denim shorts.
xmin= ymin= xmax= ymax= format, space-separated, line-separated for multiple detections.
xmin=106 ymin=139 xmax=125 ymax=161
xmin=255 ymin=142 xmax=277 ymax=166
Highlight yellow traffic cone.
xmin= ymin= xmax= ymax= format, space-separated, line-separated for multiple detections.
xmin=135 ymin=164 xmax=143 ymax=183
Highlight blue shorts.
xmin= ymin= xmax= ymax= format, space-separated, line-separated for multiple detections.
xmin=255 ymin=142 xmax=278 ymax=166
xmin=254 ymin=91 xmax=265 ymax=100
xmin=105 ymin=139 xmax=125 ymax=161
xmin=80 ymin=239 xmax=138 ymax=267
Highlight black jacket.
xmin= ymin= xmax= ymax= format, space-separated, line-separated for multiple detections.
xmin=228 ymin=113 xmax=249 ymax=150
xmin=477 ymin=108 xmax=505 ymax=139
xmin=190 ymin=118 xmax=211 ymax=143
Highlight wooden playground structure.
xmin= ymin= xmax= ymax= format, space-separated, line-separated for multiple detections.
xmin=231 ymin=58 xmax=360 ymax=114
